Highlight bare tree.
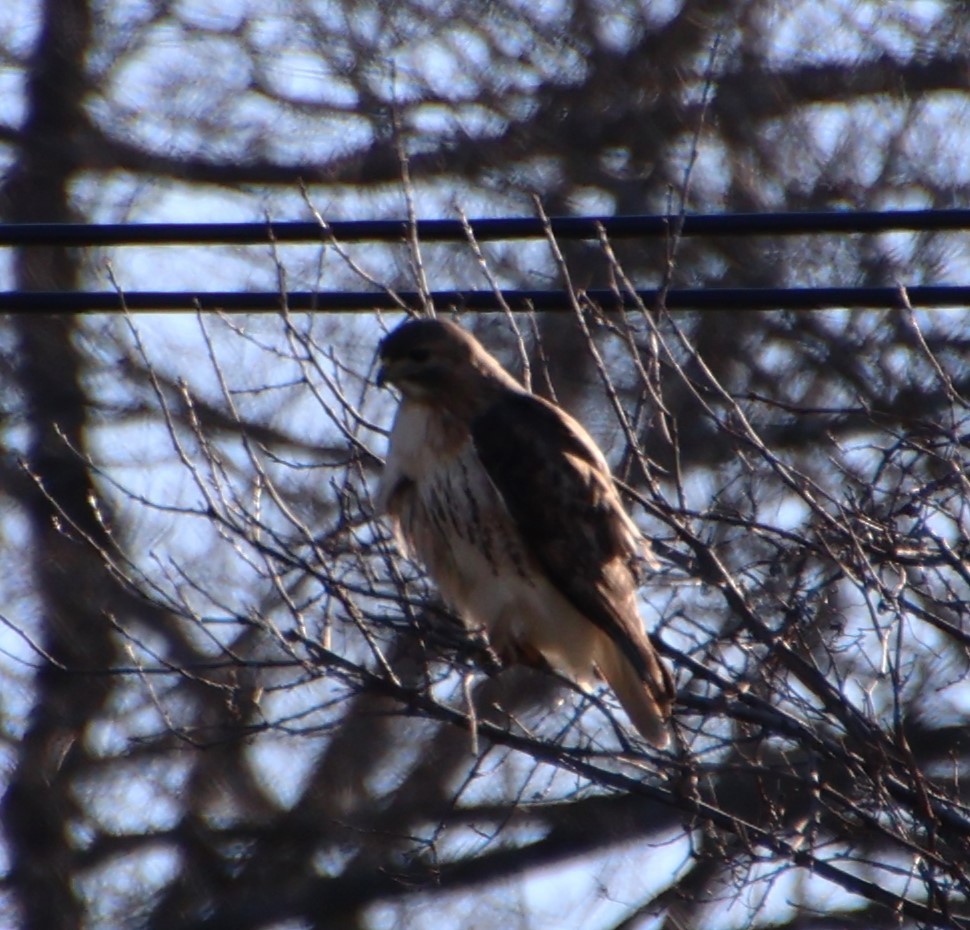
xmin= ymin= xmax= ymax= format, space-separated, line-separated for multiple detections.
xmin=2 ymin=1 xmax=969 ymax=929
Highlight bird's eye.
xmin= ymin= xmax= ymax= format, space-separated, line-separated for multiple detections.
xmin=408 ymin=348 xmax=430 ymax=363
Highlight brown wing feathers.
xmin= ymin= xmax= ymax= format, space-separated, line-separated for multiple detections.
xmin=471 ymin=393 xmax=672 ymax=700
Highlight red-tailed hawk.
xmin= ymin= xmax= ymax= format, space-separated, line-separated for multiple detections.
xmin=376 ymin=317 xmax=674 ymax=747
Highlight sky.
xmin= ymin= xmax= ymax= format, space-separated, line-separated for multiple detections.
xmin=1 ymin=2 xmax=967 ymax=928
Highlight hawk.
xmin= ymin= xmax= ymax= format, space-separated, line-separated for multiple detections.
xmin=376 ymin=317 xmax=674 ymax=747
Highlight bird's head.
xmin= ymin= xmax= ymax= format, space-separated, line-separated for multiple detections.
xmin=376 ymin=317 xmax=519 ymax=405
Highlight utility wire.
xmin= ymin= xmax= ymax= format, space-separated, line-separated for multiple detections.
xmin=2 ymin=210 xmax=966 ymax=312
xmin=1 ymin=208 xmax=969 ymax=247
xmin=1 ymin=286 xmax=967 ymax=314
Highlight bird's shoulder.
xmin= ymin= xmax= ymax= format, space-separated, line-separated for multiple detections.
xmin=471 ymin=390 xmax=608 ymax=476
xmin=470 ymin=390 xmax=638 ymax=563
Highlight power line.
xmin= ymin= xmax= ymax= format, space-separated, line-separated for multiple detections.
xmin=1 ymin=208 xmax=969 ymax=247
xmin=1 ymin=286 xmax=966 ymax=313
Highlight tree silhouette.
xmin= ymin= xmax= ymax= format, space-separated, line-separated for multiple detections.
xmin=2 ymin=2 xmax=969 ymax=928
